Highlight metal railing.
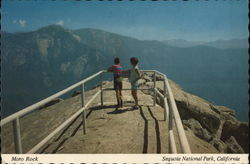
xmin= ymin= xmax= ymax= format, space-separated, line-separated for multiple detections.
xmin=1 ymin=70 xmax=104 ymax=154
xmin=1 ymin=70 xmax=191 ymax=154
xmin=153 ymin=70 xmax=191 ymax=153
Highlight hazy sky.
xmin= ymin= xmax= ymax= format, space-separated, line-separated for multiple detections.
xmin=2 ymin=0 xmax=248 ymax=41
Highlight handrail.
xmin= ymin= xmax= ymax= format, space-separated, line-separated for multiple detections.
xmin=28 ymin=90 xmax=101 ymax=154
xmin=1 ymin=70 xmax=104 ymax=154
xmin=1 ymin=69 xmax=191 ymax=154
xmin=154 ymin=70 xmax=166 ymax=77
xmin=1 ymin=71 xmax=104 ymax=126
xmin=154 ymin=71 xmax=191 ymax=153
xmin=165 ymin=76 xmax=191 ymax=153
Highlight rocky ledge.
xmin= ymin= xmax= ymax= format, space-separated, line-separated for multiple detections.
xmin=139 ymin=73 xmax=249 ymax=153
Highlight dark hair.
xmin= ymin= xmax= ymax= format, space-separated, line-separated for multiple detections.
xmin=114 ymin=57 xmax=120 ymax=64
xmin=130 ymin=57 xmax=139 ymax=66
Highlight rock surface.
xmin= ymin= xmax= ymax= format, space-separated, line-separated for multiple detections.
xmin=220 ymin=120 xmax=249 ymax=152
xmin=39 ymin=98 xmax=63 ymax=110
xmin=141 ymin=73 xmax=249 ymax=153
xmin=225 ymin=136 xmax=245 ymax=153
xmin=183 ymin=118 xmax=212 ymax=142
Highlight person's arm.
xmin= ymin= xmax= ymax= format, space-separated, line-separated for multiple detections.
xmin=136 ymin=69 xmax=141 ymax=80
xmin=132 ymin=69 xmax=141 ymax=84
xmin=123 ymin=69 xmax=131 ymax=74
xmin=107 ymin=66 xmax=113 ymax=72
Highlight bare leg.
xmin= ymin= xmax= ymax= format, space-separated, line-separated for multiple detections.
xmin=120 ymin=89 xmax=123 ymax=97
xmin=132 ymin=90 xmax=138 ymax=106
xmin=115 ymin=90 xmax=120 ymax=107
xmin=119 ymin=89 xmax=123 ymax=107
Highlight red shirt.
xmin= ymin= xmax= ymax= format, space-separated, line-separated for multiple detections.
xmin=108 ymin=64 xmax=123 ymax=78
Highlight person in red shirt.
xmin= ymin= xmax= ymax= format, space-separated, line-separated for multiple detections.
xmin=108 ymin=57 xmax=123 ymax=107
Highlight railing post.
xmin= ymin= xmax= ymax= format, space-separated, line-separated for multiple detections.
xmin=168 ymin=107 xmax=177 ymax=153
xmin=163 ymin=99 xmax=166 ymax=121
xmin=163 ymin=98 xmax=169 ymax=121
xmin=153 ymin=71 xmax=156 ymax=106
xmin=12 ymin=117 xmax=23 ymax=153
xmin=164 ymin=76 xmax=167 ymax=98
xmin=100 ymin=72 xmax=104 ymax=107
xmin=163 ymin=76 xmax=168 ymax=121
xmin=81 ymin=84 xmax=87 ymax=134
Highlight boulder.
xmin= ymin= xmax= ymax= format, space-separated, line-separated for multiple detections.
xmin=183 ymin=118 xmax=212 ymax=142
xmin=225 ymin=136 xmax=245 ymax=153
xmin=155 ymin=74 xmax=164 ymax=81
xmin=210 ymin=105 xmax=237 ymax=121
xmin=210 ymin=138 xmax=226 ymax=153
xmin=141 ymin=73 xmax=152 ymax=82
xmin=212 ymin=105 xmax=236 ymax=117
xmin=137 ymin=79 xmax=146 ymax=87
xmin=145 ymin=82 xmax=154 ymax=89
xmin=142 ymin=73 xmax=164 ymax=81
xmin=221 ymin=120 xmax=249 ymax=152
xmin=161 ymin=80 xmax=222 ymax=134
xmin=176 ymin=100 xmax=221 ymax=134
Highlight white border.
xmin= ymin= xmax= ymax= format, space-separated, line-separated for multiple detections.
xmin=1 ymin=154 xmax=249 ymax=164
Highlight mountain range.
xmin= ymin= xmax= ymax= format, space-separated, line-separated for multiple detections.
xmin=1 ymin=25 xmax=248 ymax=121
xmin=162 ymin=38 xmax=248 ymax=49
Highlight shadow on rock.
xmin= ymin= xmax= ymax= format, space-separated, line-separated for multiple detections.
xmin=107 ymin=108 xmax=132 ymax=114
xmin=89 ymin=105 xmax=118 ymax=111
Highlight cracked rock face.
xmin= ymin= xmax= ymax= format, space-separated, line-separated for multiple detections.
xmin=220 ymin=120 xmax=249 ymax=152
xmin=183 ymin=118 xmax=212 ymax=142
xmin=141 ymin=73 xmax=249 ymax=153
xmin=225 ymin=136 xmax=245 ymax=153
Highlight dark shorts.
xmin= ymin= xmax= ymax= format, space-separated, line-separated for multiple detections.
xmin=114 ymin=77 xmax=123 ymax=90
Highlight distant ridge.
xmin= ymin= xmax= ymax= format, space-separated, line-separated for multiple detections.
xmin=162 ymin=39 xmax=205 ymax=48
xmin=204 ymin=38 xmax=248 ymax=49
xmin=163 ymin=38 xmax=248 ymax=49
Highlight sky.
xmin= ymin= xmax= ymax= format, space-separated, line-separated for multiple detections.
xmin=1 ymin=0 xmax=249 ymax=41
